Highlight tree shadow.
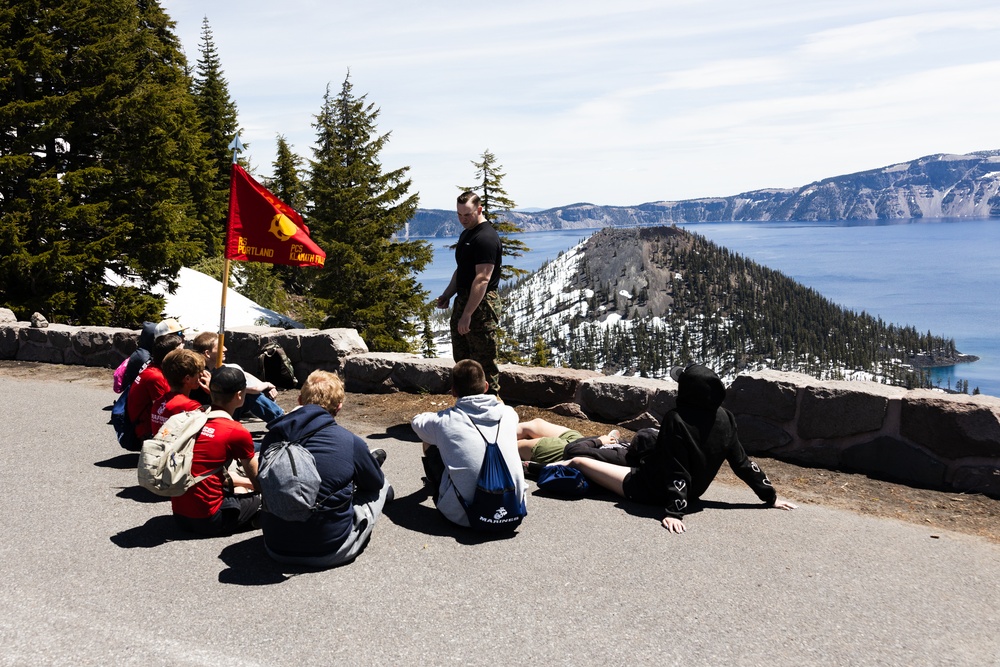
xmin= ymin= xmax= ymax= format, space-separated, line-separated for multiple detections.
xmin=367 ymin=423 xmax=421 ymax=442
xmin=95 ymin=453 xmax=138 ymax=469
xmin=110 ymin=515 xmax=197 ymax=549
xmin=382 ymin=486 xmax=519 ymax=545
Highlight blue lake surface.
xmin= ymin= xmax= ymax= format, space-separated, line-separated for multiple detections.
xmin=414 ymin=218 xmax=1000 ymax=397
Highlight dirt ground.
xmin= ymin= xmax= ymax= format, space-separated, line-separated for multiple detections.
xmin=8 ymin=359 xmax=998 ymax=544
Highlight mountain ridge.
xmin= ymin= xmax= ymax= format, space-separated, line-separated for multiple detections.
xmin=408 ymin=150 xmax=1000 ymax=237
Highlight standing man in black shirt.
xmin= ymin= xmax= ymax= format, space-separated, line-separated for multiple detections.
xmin=436 ymin=191 xmax=503 ymax=394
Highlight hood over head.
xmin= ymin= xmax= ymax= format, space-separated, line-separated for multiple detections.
xmin=137 ymin=321 xmax=157 ymax=351
xmin=672 ymin=364 xmax=726 ymax=411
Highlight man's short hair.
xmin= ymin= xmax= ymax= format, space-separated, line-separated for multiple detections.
xmin=161 ymin=348 xmax=205 ymax=390
xmin=151 ymin=334 xmax=183 ymax=365
xmin=457 ymin=191 xmax=481 ymax=207
xmin=191 ymin=331 xmax=218 ymax=355
xmin=299 ymin=370 xmax=345 ymax=415
xmin=451 ymin=359 xmax=487 ymax=397
xmin=209 ymin=365 xmax=246 ymax=404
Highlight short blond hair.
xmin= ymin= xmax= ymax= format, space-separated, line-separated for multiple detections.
xmin=299 ymin=370 xmax=345 ymax=415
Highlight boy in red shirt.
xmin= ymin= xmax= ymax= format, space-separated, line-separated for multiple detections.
xmin=125 ymin=333 xmax=183 ymax=448
xmin=150 ymin=348 xmax=209 ymax=435
xmin=172 ymin=366 xmax=262 ymax=537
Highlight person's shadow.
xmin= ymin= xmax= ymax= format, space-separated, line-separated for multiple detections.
xmin=95 ymin=453 xmax=138 ymax=469
xmin=110 ymin=515 xmax=197 ymax=548
xmin=382 ymin=485 xmax=520 ymax=545
xmin=366 ymin=423 xmax=421 ymax=442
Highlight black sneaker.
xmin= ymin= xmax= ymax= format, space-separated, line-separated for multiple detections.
xmin=372 ymin=449 xmax=387 ymax=467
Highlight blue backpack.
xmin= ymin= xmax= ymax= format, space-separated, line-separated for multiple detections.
xmin=111 ymin=384 xmax=141 ymax=451
xmin=454 ymin=415 xmax=526 ymax=532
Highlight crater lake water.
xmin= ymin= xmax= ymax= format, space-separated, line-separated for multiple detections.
xmin=413 ymin=217 xmax=1000 ymax=397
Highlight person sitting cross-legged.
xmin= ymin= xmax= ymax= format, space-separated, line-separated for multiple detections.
xmin=190 ymin=331 xmax=284 ymax=425
xmin=149 ymin=348 xmax=209 ymax=436
xmin=259 ymin=370 xmax=392 ymax=568
xmin=171 ymin=366 xmax=262 ymax=537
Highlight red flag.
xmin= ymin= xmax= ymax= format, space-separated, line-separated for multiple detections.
xmin=224 ymin=164 xmax=325 ymax=268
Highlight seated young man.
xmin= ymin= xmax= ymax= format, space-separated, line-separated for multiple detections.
xmin=150 ymin=348 xmax=209 ymax=435
xmin=410 ymin=359 xmax=526 ymax=529
xmin=124 ymin=332 xmax=184 ymax=447
xmin=171 ymin=366 xmax=262 ymax=537
xmin=190 ymin=331 xmax=284 ymax=424
xmin=259 ymin=370 xmax=391 ymax=568
xmin=553 ymin=364 xmax=796 ymax=534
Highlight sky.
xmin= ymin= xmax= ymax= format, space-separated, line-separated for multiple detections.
xmin=160 ymin=0 xmax=1000 ymax=210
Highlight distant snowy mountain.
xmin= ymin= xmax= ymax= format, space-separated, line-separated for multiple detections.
xmin=407 ymin=151 xmax=1000 ymax=237
xmin=498 ymin=226 xmax=966 ymax=387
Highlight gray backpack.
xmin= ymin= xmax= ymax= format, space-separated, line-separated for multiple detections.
xmin=137 ymin=409 xmax=230 ymax=497
xmin=257 ymin=437 xmax=349 ymax=522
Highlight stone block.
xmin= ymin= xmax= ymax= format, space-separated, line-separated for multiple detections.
xmin=840 ymin=436 xmax=947 ymax=489
xmin=342 ymin=353 xmax=406 ymax=394
xmin=0 ymin=308 xmax=16 ymax=324
xmin=735 ymin=414 xmax=793 ymax=454
xmin=550 ymin=402 xmax=590 ymax=420
xmin=618 ymin=412 xmax=660 ymax=431
xmin=798 ymin=384 xmax=895 ymax=439
xmin=578 ymin=376 xmax=674 ymax=422
xmin=0 ymin=324 xmax=22 ymax=359
xmin=498 ymin=365 xmax=601 ymax=407
xmin=949 ymin=465 xmax=1000 ymax=497
xmin=391 ymin=356 xmax=454 ymax=394
xmin=726 ymin=371 xmax=799 ymax=422
xmin=17 ymin=341 xmax=64 ymax=363
xmin=901 ymin=392 xmax=1000 ymax=459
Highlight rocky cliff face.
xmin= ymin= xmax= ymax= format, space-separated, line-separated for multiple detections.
xmin=406 ymin=151 xmax=1000 ymax=236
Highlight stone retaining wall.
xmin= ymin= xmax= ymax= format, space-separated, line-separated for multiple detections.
xmin=2 ymin=313 xmax=997 ymax=498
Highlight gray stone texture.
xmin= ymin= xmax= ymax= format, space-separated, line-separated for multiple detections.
xmin=578 ymin=375 xmax=676 ymax=422
xmin=840 ymin=436 xmax=948 ymax=489
xmin=901 ymin=391 xmax=1000 ymax=459
xmin=498 ymin=364 xmax=601 ymax=407
xmin=735 ymin=414 xmax=794 ymax=454
xmin=798 ymin=384 xmax=895 ymax=440
xmin=0 ymin=307 xmax=16 ymax=324
xmin=726 ymin=370 xmax=800 ymax=422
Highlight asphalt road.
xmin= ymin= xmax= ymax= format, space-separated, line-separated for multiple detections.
xmin=1 ymin=373 xmax=998 ymax=667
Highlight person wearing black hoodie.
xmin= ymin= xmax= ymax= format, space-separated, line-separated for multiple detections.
xmin=554 ymin=364 xmax=795 ymax=533
xmin=259 ymin=370 xmax=392 ymax=567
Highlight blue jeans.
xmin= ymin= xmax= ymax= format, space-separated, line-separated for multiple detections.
xmin=234 ymin=392 xmax=284 ymax=424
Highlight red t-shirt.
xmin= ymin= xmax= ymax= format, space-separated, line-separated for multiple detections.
xmin=171 ymin=416 xmax=255 ymax=519
xmin=150 ymin=392 xmax=203 ymax=435
xmin=126 ymin=366 xmax=170 ymax=440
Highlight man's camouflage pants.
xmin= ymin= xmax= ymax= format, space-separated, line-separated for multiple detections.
xmin=451 ymin=290 xmax=502 ymax=395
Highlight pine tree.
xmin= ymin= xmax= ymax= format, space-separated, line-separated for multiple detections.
xmin=191 ymin=16 xmax=241 ymax=255
xmin=264 ymin=134 xmax=309 ymax=294
xmin=0 ymin=0 xmax=216 ymax=325
xmin=421 ymin=310 xmax=437 ymax=358
xmin=306 ymin=74 xmax=432 ymax=351
xmin=460 ymin=149 xmax=530 ymax=280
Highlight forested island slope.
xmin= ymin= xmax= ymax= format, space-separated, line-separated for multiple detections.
xmin=499 ymin=226 xmax=973 ymax=388
xmin=409 ymin=151 xmax=1000 ymax=236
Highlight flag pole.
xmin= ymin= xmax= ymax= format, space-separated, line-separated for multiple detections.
xmin=217 ymin=134 xmax=245 ymax=369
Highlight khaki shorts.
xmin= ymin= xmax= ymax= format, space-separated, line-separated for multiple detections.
xmin=531 ymin=429 xmax=584 ymax=464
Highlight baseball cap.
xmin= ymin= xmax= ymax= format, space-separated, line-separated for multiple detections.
xmin=153 ymin=318 xmax=188 ymax=339
xmin=209 ymin=366 xmax=246 ymax=394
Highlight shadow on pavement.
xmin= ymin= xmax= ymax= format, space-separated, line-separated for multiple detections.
xmin=110 ymin=515 xmax=197 ymax=548
xmin=95 ymin=453 xmax=139 ymax=469
xmin=116 ymin=485 xmax=170 ymax=504
xmin=383 ymin=486 xmax=520 ymax=545
xmin=367 ymin=423 xmax=420 ymax=442
xmin=217 ymin=536 xmax=295 ymax=586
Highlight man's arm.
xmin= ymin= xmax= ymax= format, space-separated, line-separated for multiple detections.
xmin=457 ymin=263 xmax=494 ymax=335
xmin=238 ymin=454 xmax=260 ymax=492
xmin=436 ymin=270 xmax=459 ymax=309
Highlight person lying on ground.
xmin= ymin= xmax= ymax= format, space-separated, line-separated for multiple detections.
xmin=550 ymin=364 xmax=796 ymax=533
xmin=259 ymin=370 xmax=392 ymax=568
xmin=516 ymin=417 xmax=628 ymax=471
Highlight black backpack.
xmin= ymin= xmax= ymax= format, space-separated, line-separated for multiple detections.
xmin=258 ymin=342 xmax=298 ymax=388
xmin=453 ymin=415 xmax=526 ymax=532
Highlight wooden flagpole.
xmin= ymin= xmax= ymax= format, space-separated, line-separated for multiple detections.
xmin=216 ymin=134 xmax=245 ymax=369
